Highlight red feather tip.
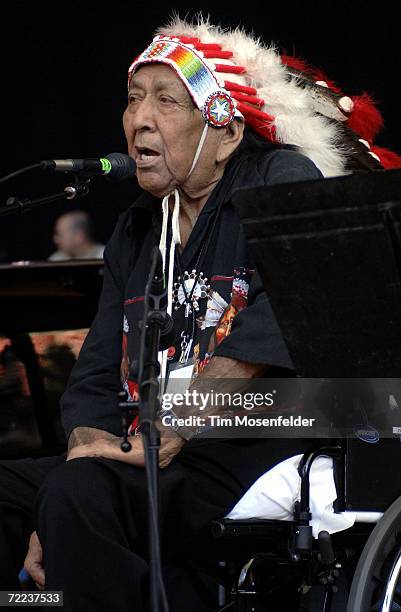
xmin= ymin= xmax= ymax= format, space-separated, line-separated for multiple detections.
xmin=245 ymin=116 xmax=277 ymax=142
xmin=281 ymin=54 xmax=311 ymax=74
xmin=311 ymin=69 xmax=342 ymax=94
xmin=347 ymin=93 xmax=384 ymax=142
xmin=371 ymin=146 xmax=401 ymax=169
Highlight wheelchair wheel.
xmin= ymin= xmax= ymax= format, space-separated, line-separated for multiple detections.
xmin=347 ymin=495 xmax=401 ymax=611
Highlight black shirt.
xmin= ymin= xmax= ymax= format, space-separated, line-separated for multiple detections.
xmin=61 ymin=147 xmax=322 ymax=439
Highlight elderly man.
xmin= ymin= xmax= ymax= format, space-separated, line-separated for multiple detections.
xmin=0 ymin=16 xmax=396 ymax=612
xmin=48 ymin=210 xmax=105 ymax=261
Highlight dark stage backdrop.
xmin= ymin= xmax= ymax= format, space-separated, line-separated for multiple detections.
xmin=1 ymin=1 xmax=399 ymax=262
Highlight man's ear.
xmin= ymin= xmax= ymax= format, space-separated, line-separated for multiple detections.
xmin=216 ymin=120 xmax=244 ymax=163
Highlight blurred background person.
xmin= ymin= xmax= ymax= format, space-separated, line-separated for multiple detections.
xmin=48 ymin=210 xmax=105 ymax=261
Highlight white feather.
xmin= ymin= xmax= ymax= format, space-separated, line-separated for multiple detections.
xmin=156 ymin=16 xmax=349 ymax=177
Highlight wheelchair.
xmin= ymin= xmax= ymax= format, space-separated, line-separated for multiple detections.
xmin=195 ymin=440 xmax=401 ymax=612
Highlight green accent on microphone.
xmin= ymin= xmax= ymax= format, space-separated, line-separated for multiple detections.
xmin=100 ymin=158 xmax=112 ymax=174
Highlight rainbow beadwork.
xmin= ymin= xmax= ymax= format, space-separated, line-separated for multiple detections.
xmin=128 ymin=37 xmax=237 ymax=127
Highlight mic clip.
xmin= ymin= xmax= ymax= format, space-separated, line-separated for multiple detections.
xmin=118 ymin=390 xmax=139 ymax=453
xmin=64 ymin=181 xmax=90 ymax=200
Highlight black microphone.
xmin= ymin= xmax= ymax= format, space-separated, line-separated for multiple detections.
xmin=40 ymin=152 xmax=136 ymax=181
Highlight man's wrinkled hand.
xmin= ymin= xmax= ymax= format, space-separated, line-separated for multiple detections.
xmin=24 ymin=531 xmax=45 ymax=590
xmin=66 ymin=430 xmax=185 ymax=468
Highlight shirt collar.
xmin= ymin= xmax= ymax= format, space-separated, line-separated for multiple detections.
xmin=125 ymin=191 xmax=160 ymax=235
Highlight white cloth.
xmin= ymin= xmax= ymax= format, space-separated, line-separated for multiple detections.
xmin=226 ymin=454 xmax=382 ymax=539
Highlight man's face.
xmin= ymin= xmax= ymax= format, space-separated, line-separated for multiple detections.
xmin=53 ymin=217 xmax=79 ymax=255
xmin=123 ymin=64 xmax=219 ymax=197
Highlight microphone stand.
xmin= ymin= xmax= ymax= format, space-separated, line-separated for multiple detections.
xmin=120 ymin=247 xmax=172 ymax=612
xmin=0 ymin=178 xmax=90 ymax=217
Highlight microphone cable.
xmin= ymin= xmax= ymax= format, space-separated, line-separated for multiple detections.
xmin=0 ymin=163 xmax=43 ymax=184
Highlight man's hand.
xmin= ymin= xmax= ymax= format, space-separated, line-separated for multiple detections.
xmin=67 ymin=429 xmax=185 ymax=468
xmin=24 ymin=531 xmax=45 ymax=590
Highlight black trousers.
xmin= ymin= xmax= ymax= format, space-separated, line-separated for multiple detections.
xmin=0 ymin=438 xmax=314 ymax=611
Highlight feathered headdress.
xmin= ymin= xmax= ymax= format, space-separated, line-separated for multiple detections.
xmin=128 ymin=15 xmax=401 ymax=177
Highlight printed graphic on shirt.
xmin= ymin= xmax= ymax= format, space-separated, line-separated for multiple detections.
xmin=121 ymin=267 xmax=254 ymax=434
xmin=121 ymin=314 xmax=139 ymax=402
xmin=193 ymin=267 xmax=253 ymax=379
xmin=197 ymin=289 xmax=228 ymax=331
xmin=173 ymin=269 xmax=209 ymax=316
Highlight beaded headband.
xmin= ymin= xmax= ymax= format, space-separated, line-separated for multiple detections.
xmin=128 ymin=37 xmax=241 ymax=128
